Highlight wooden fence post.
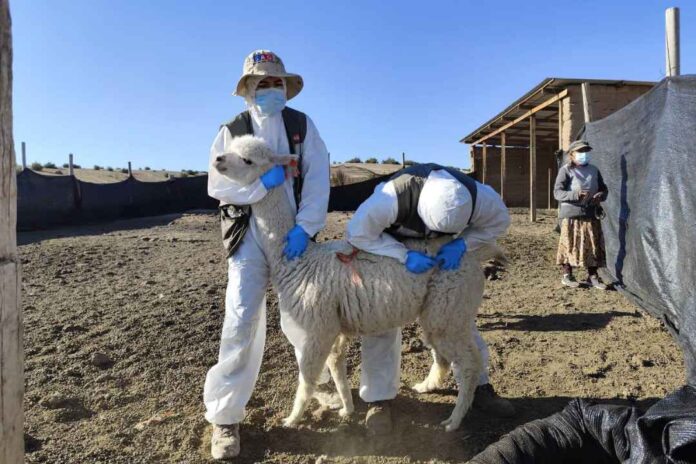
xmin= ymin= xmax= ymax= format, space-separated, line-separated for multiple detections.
xmin=581 ymin=82 xmax=593 ymax=123
xmin=0 ymin=0 xmax=25 ymax=461
xmin=482 ymin=142 xmax=487 ymax=184
xmin=500 ymin=132 xmax=506 ymax=203
xmin=548 ymin=167 xmax=553 ymax=210
xmin=529 ymin=115 xmax=537 ymax=222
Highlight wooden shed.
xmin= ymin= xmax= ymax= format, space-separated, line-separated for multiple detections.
xmin=462 ymin=78 xmax=654 ymax=220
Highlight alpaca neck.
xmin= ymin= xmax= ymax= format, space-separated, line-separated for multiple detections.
xmin=251 ymin=186 xmax=296 ymax=280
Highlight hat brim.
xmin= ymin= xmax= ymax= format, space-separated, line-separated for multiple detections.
xmin=234 ymin=72 xmax=303 ymax=100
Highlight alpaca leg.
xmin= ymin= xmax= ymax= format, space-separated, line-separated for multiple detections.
xmin=325 ymin=335 xmax=354 ymax=417
xmin=283 ymin=335 xmax=337 ymax=427
xmin=438 ymin=338 xmax=481 ymax=432
xmin=413 ymin=348 xmax=450 ymax=393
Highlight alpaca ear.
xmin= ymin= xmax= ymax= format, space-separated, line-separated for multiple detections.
xmin=271 ymin=154 xmax=299 ymax=166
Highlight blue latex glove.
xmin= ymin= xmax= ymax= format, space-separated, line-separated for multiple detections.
xmin=284 ymin=225 xmax=310 ymax=260
xmin=436 ymin=238 xmax=467 ymax=271
xmin=260 ymin=165 xmax=285 ymax=190
xmin=405 ymin=251 xmax=438 ymax=274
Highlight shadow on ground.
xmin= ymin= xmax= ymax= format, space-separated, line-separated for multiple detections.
xmin=478 ymin=311 xmax=640 ymax=332
xmin=231 ymin=392 xmax=659 ymax=463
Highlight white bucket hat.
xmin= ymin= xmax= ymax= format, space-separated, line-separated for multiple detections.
xmin=234 ymin=50 xmax=304 ymax=100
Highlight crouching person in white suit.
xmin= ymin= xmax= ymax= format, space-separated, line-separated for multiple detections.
xmin=204 ymin=50 xmax=330 ymax=460
xmin=346 ymin=163 xmax=515 ymax=434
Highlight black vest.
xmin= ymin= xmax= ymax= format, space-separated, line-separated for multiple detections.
xmin=387 ymin=163 xmax=478 ymax=237
xmin=218 ymin=107 xmax=307 ymax=257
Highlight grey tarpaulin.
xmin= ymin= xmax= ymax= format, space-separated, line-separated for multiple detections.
xmin=470 ymin=385 xmax=696 ymax=464
xmin=582 ymin=76 xmax=696 ymax=384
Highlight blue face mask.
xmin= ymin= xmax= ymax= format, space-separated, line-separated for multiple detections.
xmin=254 ymin=88 xmax=286 ymax=116
xmin=575 ymin=152 xmax=591 ymax=165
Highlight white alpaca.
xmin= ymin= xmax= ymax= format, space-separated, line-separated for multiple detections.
xmin=213 ymin=135 xmax=504 ymax=432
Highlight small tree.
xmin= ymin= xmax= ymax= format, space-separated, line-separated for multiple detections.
xmin=144 ymin=166 xmax=151 ymax=171
xmin=62 ymin=163 xmax=69 ymax=168
xmin=73 ymin=164 xmax=81 ymax=169
xmin=44 ymin=162 xmax=56 ymax=169
xmin=107 ymin=166 xmax=114 ymax=171
xmin=382 ymin=157 xmax=399 ymax=165
xmin=30 ymin=161 xmax=43 ymax=171
xmin=346 ymin=157 xmax=362 ymax=163
xmin=365 ymin=157 xmax=378 ymax=164
xmin=186 ymin=169 xmax=198 ymax=175
xmin=120 ymin=168 xmax=128 ymax=174
xmin=93 ymin=165 xmax=102 ymax=170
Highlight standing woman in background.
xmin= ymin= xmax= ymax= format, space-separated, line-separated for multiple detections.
xmin=554 ymin=140 xmax=609 ymax=290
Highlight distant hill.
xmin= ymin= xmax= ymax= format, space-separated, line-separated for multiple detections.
xmin=330 ymin=163 xmax=401 ymax=186
xmin=27 ymin=163 xmax=399 ymax=187
xmin=33 ymin=168 xmax=205 ymax=183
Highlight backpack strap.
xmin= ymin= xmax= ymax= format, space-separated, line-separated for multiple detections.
xmin=221 ymin=110 xmax=253 ymax=137
xmin=281 ymin=107 xmax=308 ymax=207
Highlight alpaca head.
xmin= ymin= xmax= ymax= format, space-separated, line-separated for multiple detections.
xmin=213 ymin=135 xmax=297 ymax=185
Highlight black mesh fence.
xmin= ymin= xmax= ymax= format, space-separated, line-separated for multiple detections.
xmin=17 ymin=169 xmax=383 ymax=230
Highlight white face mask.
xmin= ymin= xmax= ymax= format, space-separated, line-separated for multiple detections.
xmin=254 ymin=88 xmax=286 ymax=116
xmin=574 ymin=152 xmax=591 ymax=165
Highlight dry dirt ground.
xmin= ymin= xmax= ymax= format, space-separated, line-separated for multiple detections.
xmin=19 ymin=210 xmax=684 ymax=463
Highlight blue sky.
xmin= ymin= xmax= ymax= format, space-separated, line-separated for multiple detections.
xmin=11 ymin=0 xmax=694 ymax=171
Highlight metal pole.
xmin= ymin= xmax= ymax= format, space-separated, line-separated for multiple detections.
xmin=666 ymin=7 xmax=680 ymax=77
xmin=401 ymin=152 xmax=405 ymax=167
xmin=21 ymin=141 xmax=26 ymax=169
xmin=128 ymin=161 xmax=132 ymax=177
xmin=68 ymin=154 xmax=74 ymax=176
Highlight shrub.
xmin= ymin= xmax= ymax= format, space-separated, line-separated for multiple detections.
xmin=73 ymin=164 xmax=81 ymax=169
xmin=346 ymin=157 xmax=362 ymax=163
xmin=55 ymin=169 xmax=63 ymax=175
xmin=44 ymin=162 xmax=57 ymax=169
xmin=164 ymin=173 xmax=170 ymax=178
xmin=62 ymin=163 xmax=69 ymax=168
xmin=404 ymin=160 xmax=418 ymax=166
xmin=382 ymin=157 xmax=400 ymax=165
xmin=365 ymin=157 xmax=378 ymax=164
xmin=180 ymin=172 xmax=189 ymax=178
xmin=185 ymin=169 xmax=198 ymax=175
xmin=30 ymin=162 xmax=43 ymax=171
xmin=144 ymin=166 xmax=151 ymax=171
xmin=94 ymin=165 xmax=102 ymax=170
xmin=120 ymin=168 xmax=128 ymax=174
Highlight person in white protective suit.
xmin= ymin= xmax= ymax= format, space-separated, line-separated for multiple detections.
xmin=204 ymin=50 xmax=331 ymax=460
xmin=346 ymin=163 xmax=515 ymax=434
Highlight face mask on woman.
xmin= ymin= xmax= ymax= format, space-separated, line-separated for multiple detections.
xmin=254 ymin=88 xmax=286 ymax=116
xmin=574 ymin=152 xmax=591 ymax=165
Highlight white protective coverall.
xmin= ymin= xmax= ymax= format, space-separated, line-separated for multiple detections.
xmin=204 ymin=106 xmax=330 ymax=425
xmin=347 ymin=169 xmax=511 ymax=399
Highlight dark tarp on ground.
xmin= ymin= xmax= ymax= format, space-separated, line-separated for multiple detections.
xmin=470 ymin=385 xmax=696 ymax=464
xmin=582 ymin=76 xmax=696 ymax=384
